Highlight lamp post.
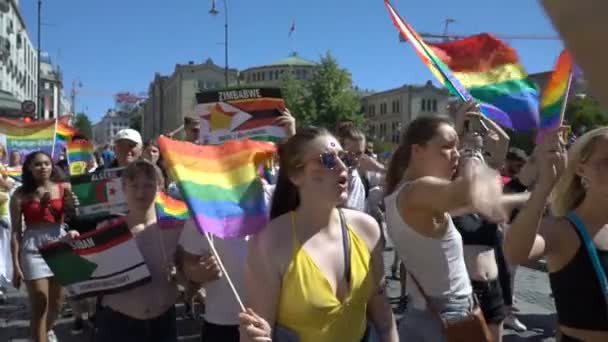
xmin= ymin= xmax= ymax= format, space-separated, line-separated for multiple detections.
xmin=209 ymin=0 xmax=229 ymax=88
xmin=36 ymin=0 xmax=41 ymax=119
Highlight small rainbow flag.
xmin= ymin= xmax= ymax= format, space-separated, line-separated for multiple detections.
xmin=155 ymin=192 xmax=190 ymax=228
xmin=536 ymin=50 xmax=573 ymax=143
xmin=56 ymin=122 xmax=77 ymax=144
xmin=384 ymin=0 xmax=540 ymax=131
xmin=158 ymin=136 xmax=275 ymax=238
xmin=4 ymin=166 xmax=22 ymax=182
xmin=67 ymin=140 xmax=94 ymax=163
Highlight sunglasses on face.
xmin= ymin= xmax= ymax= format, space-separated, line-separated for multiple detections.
xmin=319 ymin=151 xmax=356 ymax=170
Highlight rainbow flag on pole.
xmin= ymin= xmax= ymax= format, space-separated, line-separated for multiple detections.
xmin=536 ymin=50 xmax=573 ymax=143
xmin=158 ymin=136 xmax=275 ymax=238
xmin=384 ymin=0 xmax=540 ymax=131
xmin=155 ymin=192 xmax=190 ymax=228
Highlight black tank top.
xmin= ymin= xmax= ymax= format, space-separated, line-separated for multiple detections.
xmin=452 ymin=214 xmax=500 ymax=247
xmin=548 ymin=219 xmax=608 ymax=331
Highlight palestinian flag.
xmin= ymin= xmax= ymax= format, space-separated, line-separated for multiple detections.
xmin=40 ymin=219 xmax=151 ymax=299
xmin=71 ymin=168 xmax=127 ymax=219
xmin=195 ymin=87 xmax=286 ymax=144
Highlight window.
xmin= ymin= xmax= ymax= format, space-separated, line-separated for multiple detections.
xmin=275 ymin=70 xmax=279 ymax=79
xmin=432 ymin=99 xmax=437 ymax=112
xmin=421 ymin=99 xmax=426 ymax=111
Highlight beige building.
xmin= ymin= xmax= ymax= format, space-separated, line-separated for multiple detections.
xmin=141 ymin=58 xmax=238 ymax=141
xmin=240 ymin=53 xmax=316 ymax=87
xmin=361 ymin=81 xmax=451 ymax=144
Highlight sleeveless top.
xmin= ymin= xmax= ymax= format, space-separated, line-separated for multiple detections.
xmin=384 ymin=181 xmax=471 ymax=310
xmin=276 ymin=212 xmax=373 ymax=342
xmin=548 ymin=216 xmax=608 ymax=330
xmin=21 ymin=183 xmax=66 ymax=225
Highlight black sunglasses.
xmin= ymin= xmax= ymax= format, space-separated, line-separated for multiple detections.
xmin=319 ymin=151 xmax=355 ymax=170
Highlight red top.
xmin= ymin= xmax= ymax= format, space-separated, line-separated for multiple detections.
xmin=21 ymin=183 xmax=66 ymax=225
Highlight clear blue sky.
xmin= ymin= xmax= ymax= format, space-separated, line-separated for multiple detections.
xmin=20 ymin=0 xmax=562 ymax=124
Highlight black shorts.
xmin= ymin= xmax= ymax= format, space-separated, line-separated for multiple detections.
xmin=472 ymin=279 xmax=506 ymax=324
xmin=201 ymin=321 xmax=239 ymax=342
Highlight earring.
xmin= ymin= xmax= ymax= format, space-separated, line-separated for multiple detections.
xmin=581 ymin=176 xmax=590 ymax=189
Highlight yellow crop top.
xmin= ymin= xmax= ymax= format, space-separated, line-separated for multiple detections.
xmin=275 ymin=212 xmax=374 ymax=342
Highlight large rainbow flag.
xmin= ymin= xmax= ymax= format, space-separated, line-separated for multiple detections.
xmin=54 ymin=121 xmax=78 ymax=159
xmin=536 ymin=50 xmax=573 ymax=143
xmin=384 ymin=0 xmax=540 ymax=131
xmin=155 ymin=192 xmax=190 ymax=228
xmin=0 ymin=118 xmax=56 ymax=163
xmin=158 ymin=136 xmax=276 ymax=238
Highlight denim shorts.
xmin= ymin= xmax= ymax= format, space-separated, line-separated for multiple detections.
xmin=398 ymin=295 xmax=474 ymax=342
xmin=19 ymin=225 xmax=66 ymax=280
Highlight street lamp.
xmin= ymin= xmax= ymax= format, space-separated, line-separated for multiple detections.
xmin=209 ymin=0 xmax=229 ymax=88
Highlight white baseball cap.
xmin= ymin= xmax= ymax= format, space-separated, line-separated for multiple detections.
xmin=113 ymin=128 xmax=142 ymax=145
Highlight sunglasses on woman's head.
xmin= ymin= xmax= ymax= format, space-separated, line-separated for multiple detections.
xmin=319 ymin=151 xmax=355 ymax=170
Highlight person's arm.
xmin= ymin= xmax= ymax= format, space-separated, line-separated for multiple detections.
xmin=401 ymin=158 xmax=506 ymax=231
xmin=9 ymin=189 xmax=23 ymax=288
xmin=241 ymin=227 xmax=282 ymax=342
xmin=504 ymin=132 xmax=566 ymax=265
xmin=178 ymin=221 xmax=222 ymax=284
xmin=542 ymin=0 xmax=608 ymax=108
xmin=351 ymin=213 xmax=398 ymax=342
xmin=480 ymin=116 xmax=510 ymax=170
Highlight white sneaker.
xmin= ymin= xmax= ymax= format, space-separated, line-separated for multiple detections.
xmin=47 ymin=329 xmax=58 ymax=342
xmin=504 ymin=314 xmax=527 ymax=332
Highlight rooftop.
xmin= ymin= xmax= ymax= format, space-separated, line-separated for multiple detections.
xmin=248 ymin=52 xmax=317 ymax=69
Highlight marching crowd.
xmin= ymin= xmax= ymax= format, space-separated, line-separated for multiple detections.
xmin=0 ymin=99 xmax=607 ymax=342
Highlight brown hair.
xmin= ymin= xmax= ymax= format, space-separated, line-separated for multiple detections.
xmin=122 ymin=159 xmax=165 ymax=187
xmin=270 ymin=127 xmax=332 ymax=219
xmin=337 ymin=122 xmax=365 ymax=144
xmin=385 ymin=115 xmax=454 ymax=195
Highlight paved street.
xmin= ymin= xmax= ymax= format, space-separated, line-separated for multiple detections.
xmin=1 ymin=247 xmax=557 ymax=342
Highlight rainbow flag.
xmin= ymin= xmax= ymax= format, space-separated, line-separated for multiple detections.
xmin=384 ymin=0 xmax=540 ymax=131
xmin=56 ymin=122 xmax=77 ymax=144
xmin=155 ymin=192 xmax=190 ymax=228
xmin=158 ymin=136 xmax=275 ymax=238
xmin=536 ymin=50 xmax=573 ymax=143
xmin=3 ymin=166 xmax=22 ymax=182
xmin=67 ymin=140 xmax=94 ymax=163
xmin=0 ymin=118 xmax=57 ymax=161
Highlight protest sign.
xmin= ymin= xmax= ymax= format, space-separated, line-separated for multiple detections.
xmin=71 ymin=167 xmax=127 ymax=220
xmin=195 ymin=87 xmax=286 ymax=144
xmin=40 ymin=220 xmax=151 ymax=299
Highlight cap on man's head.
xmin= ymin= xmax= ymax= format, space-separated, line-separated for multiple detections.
xmin=114 ymin=128 xmax=142 ymax=145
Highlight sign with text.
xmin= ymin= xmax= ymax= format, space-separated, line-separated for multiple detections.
xmin=71 ymin=167 xmax=127 ymax=220
xmin=195 ymin=87 xmax=286 ymax=144
xmin=40 ymin=220 xmax=151 ymax=299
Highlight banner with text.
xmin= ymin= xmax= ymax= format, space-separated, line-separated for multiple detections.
xmin=71 ymin=167 xmax=127 ymax=220
xmin=39 ymin=220 xmax=151 ymax=299
xmin=195 ymin=87 xmax=286 ymax=144
xmin=0 ymin=118 xmax=56 ymax=164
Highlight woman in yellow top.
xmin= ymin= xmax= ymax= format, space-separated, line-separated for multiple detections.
xmin=239 ymin=127 xmax=398 ymax=342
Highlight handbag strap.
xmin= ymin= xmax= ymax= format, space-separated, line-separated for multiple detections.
xmin=566 ymin=211 xmax=608 ymax=309
xmin=407 ymin=271 xmax=442 ymax=318
xmin=338 ymin=209 xmax=351 ymax=285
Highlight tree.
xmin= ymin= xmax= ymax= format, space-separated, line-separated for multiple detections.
xmin=74 ymin=113 xmax=93 ymax=139
xmin=129 ymin=113 xmax=142 ymax=133
xmin=565 ymin=95 xmax=608 ymax=134
xmin=282 ymin=52 xmax=365 ymax=130
xmin=306 ymin=52 xmax=365 ymax=130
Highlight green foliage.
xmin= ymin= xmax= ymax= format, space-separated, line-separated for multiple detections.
xmin=281 ymin=52 xmax=365 ymax=131
xmin=73 ymin=113 xmax=93 ymax=139
xmin=565 ymin=96 xmax=608 ymax=134
xmin=129 ymin=113 xmax=142 ymax=132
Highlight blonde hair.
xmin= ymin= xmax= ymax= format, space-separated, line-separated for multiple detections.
xmin=551 ymin=127 xmax=608 ymax=217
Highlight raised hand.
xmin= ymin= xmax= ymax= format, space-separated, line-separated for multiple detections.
xmin=462 ymin=158 xmax=507 ymax=223
xmin=536 ymin=130 xmax=568 ymax=193
xmin=238 ymin=308 xmax=272 ymax=342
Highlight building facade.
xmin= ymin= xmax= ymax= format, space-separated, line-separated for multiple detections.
xmin=39 ymin=54 xmax=63 ymax=119
xmin=240 ymin=53 xmax=316 ymax=87
xmin=92 ymin=110 xmax=131 ymax=146
xmin=141 ymin=58 xmax=237 ymax=141
xmin=0 ymin=0 xmax=37 ymax=117
xmin=361 ymin=81 xmax=451 ymax=144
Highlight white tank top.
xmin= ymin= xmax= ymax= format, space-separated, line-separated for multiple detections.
xmin=384 ymin=182 xmax=472 ymax=310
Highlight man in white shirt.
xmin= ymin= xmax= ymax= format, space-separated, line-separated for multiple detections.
xmin=179 ymin=221 xmax=247 ymax=341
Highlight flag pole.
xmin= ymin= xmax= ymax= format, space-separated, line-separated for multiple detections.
xmin=51 ymin=117 xmax=58 ymax=159
xmin=558 ymin=71 xmax=573 ymax=128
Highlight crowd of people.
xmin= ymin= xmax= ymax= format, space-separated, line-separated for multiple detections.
xmin=0 ymin=99 xmax=606 ymax=342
